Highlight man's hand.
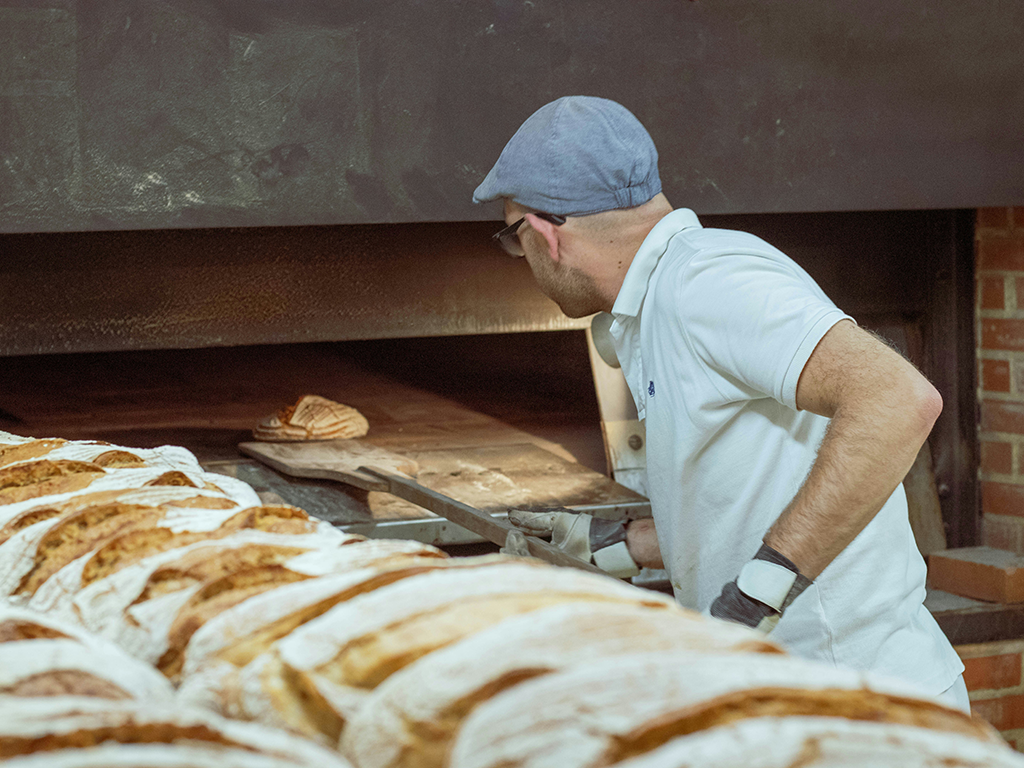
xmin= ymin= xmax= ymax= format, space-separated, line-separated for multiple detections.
xmin=709 ymin=543 xmax=812 ymax=633
xmin=507 ymin=508 xmax=641 ymax=578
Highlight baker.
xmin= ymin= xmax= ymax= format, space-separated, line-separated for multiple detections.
xmin=473 ymin=96 xmax=967 ymax=711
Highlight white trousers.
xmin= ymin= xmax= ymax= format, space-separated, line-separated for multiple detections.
xmin=938 ymin=674 xmax=971 ymax=714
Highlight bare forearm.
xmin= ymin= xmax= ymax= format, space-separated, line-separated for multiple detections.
xmin=626 ymin=517 xmax=663 ymax=569
xmin=765 ymin=382 xmax=941 ymax=579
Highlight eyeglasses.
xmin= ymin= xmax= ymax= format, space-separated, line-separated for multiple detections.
xmin=492 ymin=213 xmax=566 ymax=257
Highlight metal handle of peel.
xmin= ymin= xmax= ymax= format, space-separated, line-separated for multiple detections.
xmin=358 ymin=466 xmax=606 ymax=575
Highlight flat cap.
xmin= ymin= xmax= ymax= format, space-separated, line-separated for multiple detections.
xmin=473 ymin=96 xmax=661 ymax=216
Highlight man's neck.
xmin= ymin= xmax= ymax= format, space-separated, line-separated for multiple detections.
xmin=600 ymin=200 xmax=675 ymax=310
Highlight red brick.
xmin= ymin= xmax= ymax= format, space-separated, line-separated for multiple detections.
xmin=963 ymin=653 xmax=1023 ymax=691
xmin=1016 ymin=278 xmax=1024 ymax=311
xmin=983 ymin=514 xmax=1024 ymax=553
xmin=983 ymin=482 xmax=1024 ymax=518
xmin=928 ymin=546 xmax=1024 ymax=602
xmin=982 ymin=359 xmax=1012 ymax=393
xmin=982 ymin=401 xmax=1024 ymax=434
xmin=982 ymin=441 xmax=1015 ymax=475
xmin=979 ymin=208 xmax=1014 ymax=231
xmin=971 ymin=693 xmax=1024 ymax=731
xmin=981 ymin=276 xmax=1007 ymax=309
xmin=978 ymin=237 xmax=1024 ymax=271
xmin=1015 ymin=207 xmax=1024 ymax=231
xmin=982 ymin=319 xmax=1024 ymax=352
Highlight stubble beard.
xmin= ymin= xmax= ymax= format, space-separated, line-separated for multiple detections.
xmin=542 ymin=262 xmax=607 ymax=319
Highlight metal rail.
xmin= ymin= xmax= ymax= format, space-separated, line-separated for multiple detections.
xmin=360 ymin=467 xmax=606 ymax=575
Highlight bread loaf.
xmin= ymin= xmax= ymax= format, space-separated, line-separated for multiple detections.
xmin=0 ymin=742 xmax=353 ymax=768
xmin=613 ymin=716 xmax=1024 ymax=768
xmin=27 ymin=506 xmax=356 ymax=618
xmin=0 ymin=460 xmax=106 ymax=506
xmin=342 ymin=602 xmax=784 ymax=768
xmin=181 ymin=542 xmax=449 ymax=675
xmin=248 ymin=560 xmax=675 ymax=742
xmin=0 ymin=639 xmax=175 ymax=701
xmin=13 ymin=504 xmax=168 ymax=596
xmin=0 ymin=697 xmax=352 ymax=766
xmin=0 ymin=438 xmax=67 ymax=468
xmin=0 ymin=605 xmax=174 ymax=702
xmin=254 ymin=395 xmax=370 ymax=442
xmin=0 ymin=465 xmax=261 ymax=533
xmin=448 ymin=651 xmax=999 ymax=768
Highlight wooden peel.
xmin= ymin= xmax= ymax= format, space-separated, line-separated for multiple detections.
xmin=239 ymin=439 xmax=605 ymax=574
xmin=238 ymin=439 xmax=418 ymax=492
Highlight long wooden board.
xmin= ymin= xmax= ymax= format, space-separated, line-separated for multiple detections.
xmin=238 ymin=439 xmax=418 ymax=492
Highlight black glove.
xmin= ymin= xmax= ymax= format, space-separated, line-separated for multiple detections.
xmin=709 ymin=543 xmax=812 ymax=633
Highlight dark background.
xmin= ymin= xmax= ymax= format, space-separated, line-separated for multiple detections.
xmin=2 ymin=0 xmax=1023 ymax=232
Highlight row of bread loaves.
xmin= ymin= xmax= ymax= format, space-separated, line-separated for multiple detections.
xmin=2 ymin=429 xmax=1023 ymax=767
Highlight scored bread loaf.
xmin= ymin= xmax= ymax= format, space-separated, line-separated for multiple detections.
xmin=0 ymin=697 xmax=352 ymax=766
xmin=342 ymin=602 xmax=784 ymax=768
xmin=0 ymin=603 xmax=87 ymax=643
xmin=26 ymin=503 xmax=345 ymax=616
xmin=57 ymin=531 xmax=368 ymax=664
xmin=0 ymin=485 xmax=249 ymax=548
xmin=0 ymin=433 xmax=202 ymax=472
xmin=249 ymin=559 xmax=676 ymax=742
xmin=0 ymin=742 xmax=353 ymax=768
xmin=180 ymin=540 xmax=449 ymax=676
xmin=177 ymin=554 xmax=506 ymax=720
xmin=0 ymin=438 xmax=68 ymax=468
xmin=0 ymin=639 xmax=175 ymax=701
xmin=448 ymin=651 xmax=999 ymax=768
xmin=253 ymin=395 xmax=370 ymax=441
xmin=0 ymin=605 xmax=174 ymax=702
xmin=0 ymin=460 xmax=107 ymax=507
xmin=0 ymin=464 xmax=261 ymax=535
xmin=612 ymin=716 xmax=1024 ymax=768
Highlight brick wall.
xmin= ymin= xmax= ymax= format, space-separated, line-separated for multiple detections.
xmin=977 ymin=207 xmax=1024 ymax=552
xmin=959 ymin=639 xmax=1024 ymax=748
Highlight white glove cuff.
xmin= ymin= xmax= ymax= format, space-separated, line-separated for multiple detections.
xmin=592 ymin=540 xmax=641 ymax=579
xmin=736 ymin=559 xmax=798 ymax=612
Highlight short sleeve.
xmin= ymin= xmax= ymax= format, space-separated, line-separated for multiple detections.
xmin=669 ymin=248 xmax=852 ymax=410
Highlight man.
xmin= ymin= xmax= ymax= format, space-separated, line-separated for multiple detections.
xmin=473 ymin=95 xmax=967 ymax=711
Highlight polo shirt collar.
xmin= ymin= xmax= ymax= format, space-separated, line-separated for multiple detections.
xmin=611 ymin=208 xmax=702 ymax=318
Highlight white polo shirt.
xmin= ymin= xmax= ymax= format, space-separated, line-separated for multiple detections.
xmin=609 ymin=209 xmax=963 ymax=694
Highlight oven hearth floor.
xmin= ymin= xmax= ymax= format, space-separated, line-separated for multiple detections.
xmin=0 ymin=342 xmax=641 ymax=542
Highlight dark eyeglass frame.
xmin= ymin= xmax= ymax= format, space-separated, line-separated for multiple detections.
xmin=492 ymin=212 xmax=567 ymax=257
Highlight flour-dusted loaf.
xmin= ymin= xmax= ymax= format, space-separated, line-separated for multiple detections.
xmin=0 ymin=742 xmax=353 ymax=768
xmin=448 ymin=651 xmax=999 ymax=768
xmin=613 ymin=716 xmax=1024 ymax=768
xmin=0 ymin=639 xmax=175 ymax=700
xmin=254 ymin=395 xmax=370 ymax=442
xmin=0 ymin=464 xmax=261 ymax=536
xmin=26 ymin=503 xmax=351 ymax=617
xmin=0 ymin=486 xmax=248 ymax=548
xmin=60 ymin=531 xmax=370 ymax=665
xmin=0 ymin=460 xmax=107 ymax=507
xmin=0 ymin=438 xmax=68 ymax=468
xmin=0 ymin=697 xmax=353 ymax=766
xmin=13 ymin=503 xmax=172 ymax=596
xmin=180 ymin=540 xmax=449 ymax=677
xmin=0 ymin=603 xmax=90 ymax=643
xmin=247 ymin=560 xmax=676 ymax=742
xmin=342 ymin=602 xmax=784 ymax=768
xmin=0 ymin=604 xmax=174 ymax=701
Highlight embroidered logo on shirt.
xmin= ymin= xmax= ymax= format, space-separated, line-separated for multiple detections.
xmin=648 ymin=380 xmax=655 ymax=397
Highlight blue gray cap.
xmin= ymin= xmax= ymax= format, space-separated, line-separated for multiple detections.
xmin=473 ymin=96 xmax=661 ymax=217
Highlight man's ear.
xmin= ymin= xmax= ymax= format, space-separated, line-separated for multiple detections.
xmin=524 ymin=213 xmax=561 ymax=263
